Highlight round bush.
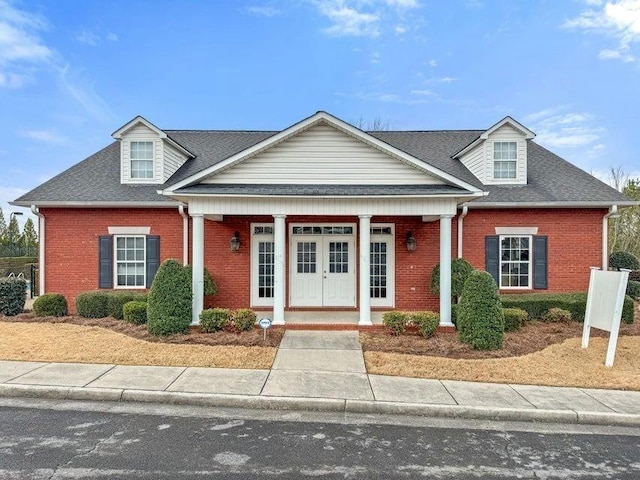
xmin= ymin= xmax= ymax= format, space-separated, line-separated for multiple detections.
xmin=609 ymin=251 xmax=640 ymax=271
xmin=542 ymin=307 xmax=572 ymax=323
xmin=232 ymin=308 xmax=257 ymax=331
xmin=383 ymin=311 xmax=408 ymax=335
xmin=430 ymin=258 xmax=474 ymax=302
xmin=410 ymin=311 xmax=439 ymax=338
xmin=107 ymin=292 xmax=147 ymax=320
xmin=200 ymin=308 xmax=230 ymax=333
xmin=626 ymin=280 xmax=640 ymax=300
xmin=503 ymin=307 xmax=527 ymax=332
xmin=147 ymin=259 xmax=192 ymax=336
xmin=123 ymin=301 xmax=148 ymax=325
xmin=33 ymin=293 xmax=67 ymax=317
xmin=458 ymin=271 xmax=504 ymax=350
xmin=76 ymin=291 xmax=109 ymax=318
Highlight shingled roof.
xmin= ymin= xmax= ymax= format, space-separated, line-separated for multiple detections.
xmin=13 ymin=125 xmax=632 ymax=207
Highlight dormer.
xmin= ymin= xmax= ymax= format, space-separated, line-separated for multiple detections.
xmin=112 ymin=116 xmax=194 ymax=184
xmin=453 ymin=116 xmax=535 ymax=185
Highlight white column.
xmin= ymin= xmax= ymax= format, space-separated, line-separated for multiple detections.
xmin=273 ymin=214 xmax=287 ymax=325
xmin=439 ymin=214 xmax=454 ymax=327
xmin=191 ymin=213 xmax=204 ymax=325
xmin=359 ymin=215 xmax=372 ymax=326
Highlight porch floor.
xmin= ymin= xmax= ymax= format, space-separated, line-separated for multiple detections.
xmin=253 ymin=311 xmax=384 ymax=325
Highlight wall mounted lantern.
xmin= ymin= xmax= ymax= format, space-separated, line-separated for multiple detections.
xmin=230 ymin=231 xmax=241 ymax=252
xmin=406 ymin=231 xmax=417 ymax=252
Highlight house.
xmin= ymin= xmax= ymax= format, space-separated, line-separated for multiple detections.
xmin=12 ymin=111 xmax=634 ymax=327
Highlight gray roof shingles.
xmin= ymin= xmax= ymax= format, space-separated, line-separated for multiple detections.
xmin=14 ymin=127 xmax=630 ymax=205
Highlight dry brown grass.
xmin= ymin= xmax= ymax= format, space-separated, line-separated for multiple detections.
xmin=0 ymin=322 xmax=276 ymax=369
xmin=365 ymin=336 xmax=640 ymax=390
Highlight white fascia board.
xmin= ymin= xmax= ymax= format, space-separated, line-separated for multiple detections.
xmin=10 ymin=201 xmax=181 ymax=208
xmin=462 ymin=201 xmax=639 ymax=208
xmin=163 ymin=136 xmax=195 ymax=158
xmin=480 ymin=116 xmax=535 ymax=140
xmin=451 ymin=137 xmax=482 ymax=159
xmin=164 ymin=111 xmax=485 ymax=194
xmin=112 ymin=115 xmax=167 ymax=139
xmin=161 ymin=191 xmax=485 ymax=200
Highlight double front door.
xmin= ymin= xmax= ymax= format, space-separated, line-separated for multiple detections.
xmin=290 ymin=232 xmax=356 ymax=307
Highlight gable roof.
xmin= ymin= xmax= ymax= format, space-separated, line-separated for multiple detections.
xmin=112 ymin=115 xmax=195 ymax=159
xmin=12 ymin=114 xmax=634 ymax=208
xmin=163 ymin=111 xmax=484 ymax=195
xmin=452 ymin=116 xmax=535 ymax=159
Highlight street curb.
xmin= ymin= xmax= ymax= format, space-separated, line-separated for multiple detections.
xmin=1 ymin=383 xmax=640 ymax=427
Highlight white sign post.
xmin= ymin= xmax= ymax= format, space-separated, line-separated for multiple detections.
xmin=582 ymin=267 xmax=630 ymax=367
xmin=258 ymin=317 xmax=272 ymax=342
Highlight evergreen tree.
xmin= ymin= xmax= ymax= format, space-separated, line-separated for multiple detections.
xmin=21 ymin=218 xmax=38 ymax=256
xmin=0 ymin=208 xmax=6 ymax=244
xmin=5 ymin=215 xmax=21 ymax=255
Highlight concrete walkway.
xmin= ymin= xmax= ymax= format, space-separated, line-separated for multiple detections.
xmin=1 ymin=331 xmax=640 ymax=427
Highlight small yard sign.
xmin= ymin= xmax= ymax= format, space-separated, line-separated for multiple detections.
xmin=258 ymin=317 xmax=272 ymax=342
xmin=582 ymin=267 xmax=630 ymax=367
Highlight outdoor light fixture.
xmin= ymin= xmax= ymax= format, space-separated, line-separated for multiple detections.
xmin=9 ymin=212 xmax=23 ymax=220
xmin=230 ymin=231 xmax=241 ymax=252
xmin=406 ymin=231 xmax=417 ymax=252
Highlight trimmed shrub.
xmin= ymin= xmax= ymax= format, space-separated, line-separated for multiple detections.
xmin=410 ymin=311 xmax=439 ymax=338
xmin=147 ymin=259 xmax=192 ymax=336
xmin=543 ymin=307 xmax=572 ymax=323
xmin=123 ymin=301 xmax=148 ymax=325
xmin=232 ymin=308 xmax=257 ymax=331
xmin=76 ymin=291 xmax=109 ymax=318
xmin=458 ymin=271 xmax=504 ymax=350
xmin=430 ymin=258 xmax=474 ymax=302
xmin=200 ymin=308 xmax=230 ymax=333
xmin=500 ymin=292 xmax=634 ymax=324
xmin=383 ymin=311 xmax=408 ymax=335
xmin=185 ymin=265 xmax=219 ymax=296
xmin=107 ymin=291 xmax=147 ymax=320
xmin=626 ymin=280 xmax=640 ymax=300
xmin=33 ymin=293 xmax=67 ymax=317
xmin=503 ymin=308 xmax=527 ymax=332
xmin=0 ymin=277 xmax=27 ymax=316
xmin=609 ymin=251 xmax=640 ymax=271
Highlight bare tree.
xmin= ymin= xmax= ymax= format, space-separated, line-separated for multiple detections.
xmin=353 ymin=116 xmax=391 ymax=131
xmin=609 ymin=166 xmax=629 ymax=192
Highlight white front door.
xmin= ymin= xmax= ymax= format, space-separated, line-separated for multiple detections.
xmin=289 ymin=226 xmax=356 ymax=307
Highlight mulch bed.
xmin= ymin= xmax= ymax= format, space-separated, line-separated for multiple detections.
xmin=1 ymin=312 xmax=284 ymax=348
xmin=361 ymin=319 xmax=640 ymax=359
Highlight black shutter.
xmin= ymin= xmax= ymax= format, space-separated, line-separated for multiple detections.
xmin=533 ymin=235 xmax=548 ymax=289
xmin=146 ymin=236 xmax=160 ymax=288
xmin=98 ymin=236 xmax=113 ymax=288
xmin=485 ymin=236 xmax=500 ymax=285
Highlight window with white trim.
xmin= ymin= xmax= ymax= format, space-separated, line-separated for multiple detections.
xmin=130 ymin=141 xmax=154 ymax=179
xmin=115 ymin=235 xmax=146 ymax=287
xmin=251 ymin=224 xmax=275 ymax=306
xmin=493 ymin=141 xmax=517 ymax=179
xmin=370 ymin=224 xmax=394 ymax=307
xmin=499 ymin=235 xmax=531 ymax=288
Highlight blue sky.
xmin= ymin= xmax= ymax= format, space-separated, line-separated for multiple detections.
xmin=1 ymin=0 xmax=639 ymax=226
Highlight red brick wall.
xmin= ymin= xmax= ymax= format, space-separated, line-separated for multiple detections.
xmin=41 ymin=208 xmax=184 ymax=312
xmin=41 ymin=208 xmax=605 ymax=314
xmin=461 ymin=208 xmax=606 ymax=293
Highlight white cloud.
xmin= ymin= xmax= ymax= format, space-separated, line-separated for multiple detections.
xmin=526 ymin=109 xmax=604 ymax=149
xmin=438 ymin=76 xmax=457 ymax=83
xmin=410 ymin=89 xmax=434 ymax=95
xmin=563 ymin=0 xmax=640 ymax=62
xmin=245 ymin=6 xmax=281 ymax=17
xmin=428 ymin=59 xmax=437 ymax=67
xmin=313 ymin=0 xmax=419 ymax=37
xmin=76 ymin=30 xmax=100 ymax=46
xmin=0 ymin=0 xmax=52 ymax=86
xmin=57 ymin=64 xmax=116 ymax=122
xmin=21 ymin=129 xmax=68 ymax=145
xmin=598 ymin=46 xmax=636 ymax=61
xmin=107 ymin=32 xmax=118 ymax=42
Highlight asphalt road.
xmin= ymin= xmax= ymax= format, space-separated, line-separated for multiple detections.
xmin=0 ymin=398 xmax=639 ymax=479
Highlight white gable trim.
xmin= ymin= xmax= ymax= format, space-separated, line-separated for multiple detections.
xmin=112 ymin=115 xmax=194 ymax=158
xmin=162 ymin=111 xmax=484 ymax=194
xmin=453 ymin=116 xmax=535 ymax=159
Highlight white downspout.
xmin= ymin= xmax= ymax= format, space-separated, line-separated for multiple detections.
xmin=31 ymin=205 xmax=44 ymax=296
xmin=602 ymin=205 xmax=618 ymax=270
xmin=178 ymin=204 xmax=188 ymax=266
xmin=457 ymin=205 xmax=468 ymax=258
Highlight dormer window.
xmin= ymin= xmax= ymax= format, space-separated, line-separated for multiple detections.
xmin=130 ymin=141 xmax=154 ymax=179
xmin=493 ymin=142 xmax=517 ymax=179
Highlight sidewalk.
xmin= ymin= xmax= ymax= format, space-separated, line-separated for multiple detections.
xmin=1 ymin=331 xmax=639 ymax=427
